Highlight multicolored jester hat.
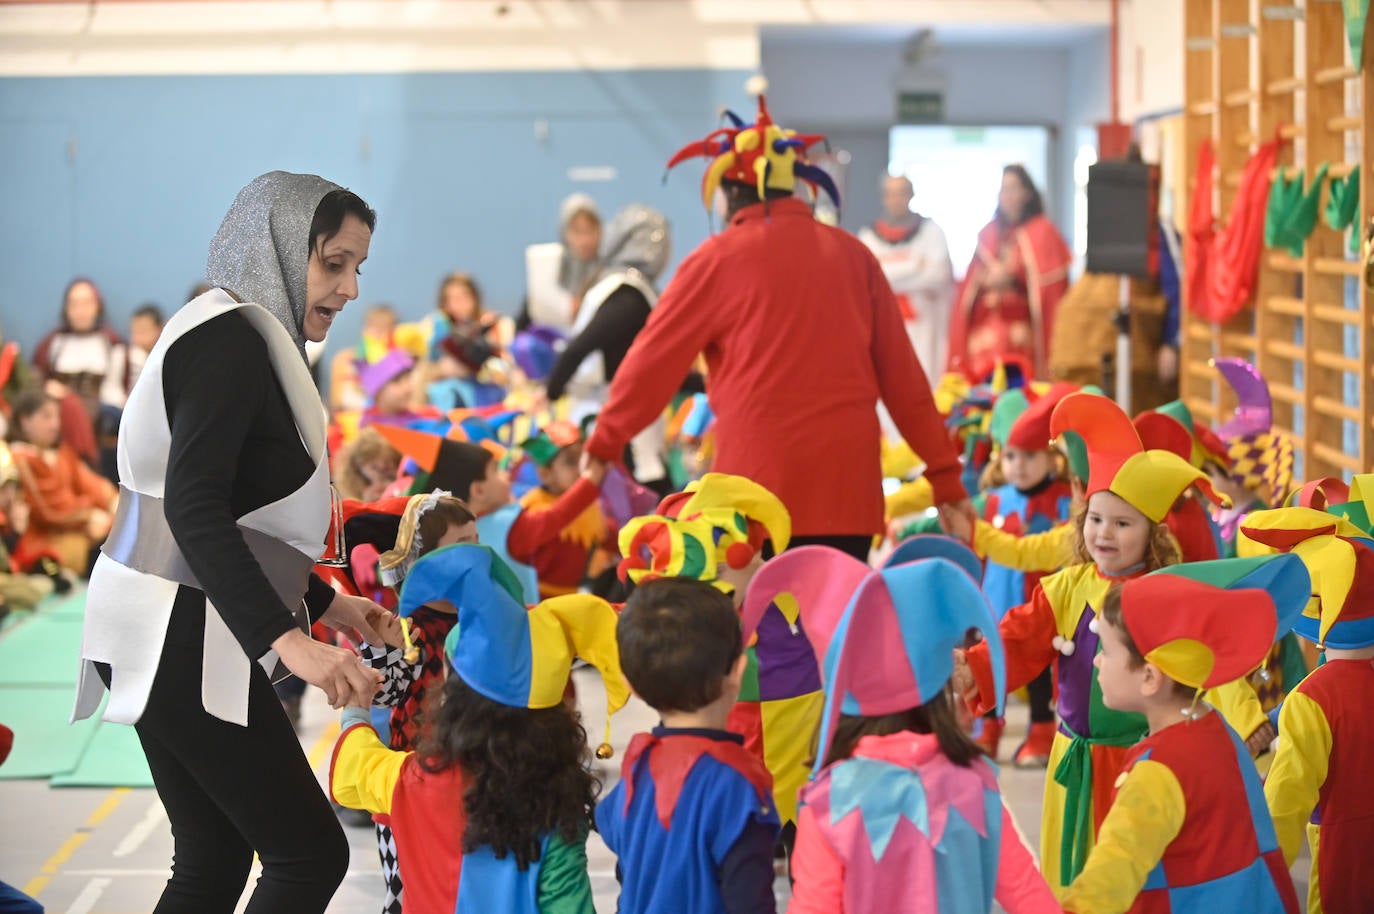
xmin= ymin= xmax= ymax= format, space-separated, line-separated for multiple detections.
xmin=665 ymin=95 xmax=840 ymax=211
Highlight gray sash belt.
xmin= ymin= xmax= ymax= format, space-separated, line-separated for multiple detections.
xmin=102 ymin=487 xmax=316 ymax=658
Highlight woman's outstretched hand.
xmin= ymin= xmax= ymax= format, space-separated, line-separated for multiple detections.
xmin=271 ymin=629 xmax=381 ymax=710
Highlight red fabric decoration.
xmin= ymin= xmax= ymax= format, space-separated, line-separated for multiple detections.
xmin=1187 ymin=135 xmax=1284 ymax=322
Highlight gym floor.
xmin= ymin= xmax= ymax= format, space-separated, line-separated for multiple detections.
xmin=2 ymin=628 xmax=1309 ymax=914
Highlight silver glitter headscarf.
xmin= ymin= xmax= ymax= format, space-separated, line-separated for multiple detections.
xmin=206 ymin=170 xmax=342 ymax=358
xmin=599 ymin=204 xmax=671 ymax=282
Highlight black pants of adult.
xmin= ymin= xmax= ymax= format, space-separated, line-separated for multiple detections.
xmin=784 ymin=534 xmax=872 ymax=561
xmin=103 ymin=595 xmax=349 ymax=914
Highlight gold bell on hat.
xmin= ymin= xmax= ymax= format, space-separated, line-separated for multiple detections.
xmin=596 ymin=742 xmax=615 ymax=760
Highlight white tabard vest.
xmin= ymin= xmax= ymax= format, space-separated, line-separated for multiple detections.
xmin=525 ymin=242 xmax=578 ymax=333
xmin=72 ymin=289 xmax=331 ymax=727
xmin=564 ymin=270 xmax=667 ymax=483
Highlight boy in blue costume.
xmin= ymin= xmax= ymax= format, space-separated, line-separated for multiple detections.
xmin=598 ymin=577 xmax=780 ymax=914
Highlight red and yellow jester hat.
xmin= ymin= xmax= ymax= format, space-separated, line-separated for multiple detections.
xmin=665 ymin=95 xmax=838 ymax=211
xmin=1050 ymin=392 xmax=1228 ymax=523
xmin=1238 ymin=506 xmax=1374 ymax=649
xmin=617 ymin=515 xmax=722 ymax=587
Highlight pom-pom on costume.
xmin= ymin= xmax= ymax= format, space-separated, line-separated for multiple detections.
xmin=1062 ymin=561 xmax=1305 ymax=914
xmin=330 ymin=544 xmax=627 ymax=914
xmin=961 ymin=393 xmax=1261 ymax=895
xmin=754 ymin=546 xmax=1060 ymax=914
xmin=1241 ymin=506 xmax=1374 ymax=914
xmin=617 ymin=474 xmax=819 ymax=827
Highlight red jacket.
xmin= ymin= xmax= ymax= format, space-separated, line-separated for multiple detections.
xmin=587 ymin=199 xmax=965 ymax=536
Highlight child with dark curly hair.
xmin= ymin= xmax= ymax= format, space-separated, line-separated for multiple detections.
xmin=330 ymin=543 xmax=628 ymax=914
xmin=597 ymin=576 xmax=780 ymax=914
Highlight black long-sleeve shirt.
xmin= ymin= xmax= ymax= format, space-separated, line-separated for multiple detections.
xmin=161 ymin=310 xmax=335 ymax=659
xmin=544 ymin=285 xmax=652 ymax=401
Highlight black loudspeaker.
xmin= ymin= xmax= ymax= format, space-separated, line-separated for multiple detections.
xmin=1085 ymin=159 xmax=1160 ymax=278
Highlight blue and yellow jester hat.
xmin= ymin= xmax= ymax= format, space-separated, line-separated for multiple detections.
xmin=666 ymin=95 xmax=838 ymax=211
xmin=400 ymin=543 xmax=630 ymax=752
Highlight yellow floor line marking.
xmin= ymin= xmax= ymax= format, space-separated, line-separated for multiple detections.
xmin=307 ymin=719 xmax=342 ymax=771
xmin=23 ymin=787 xmax=130 ymax=897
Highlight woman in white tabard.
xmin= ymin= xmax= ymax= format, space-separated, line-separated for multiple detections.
xmin=74 ymin=171 xmax=387 ymax=913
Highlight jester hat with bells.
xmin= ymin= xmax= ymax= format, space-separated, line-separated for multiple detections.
xmin=1238 ymin=506 xmax=1374 ymax=650
xmin=1128 ymin=555 xmax=1311 ymax=695
xmin=665 ymin=95 xmax=839 ymax=212
xmin=1050 ymin=392 xmax=1228 ymax=524
xmin=399 ymin=543 xmax=630 ymax=757
xmin=741 ymin=541 xmax=1005 ymax=776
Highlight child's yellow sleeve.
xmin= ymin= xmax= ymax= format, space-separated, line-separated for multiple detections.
xmin=1264 ymin=689 xmax=1332 ymax=866
xmin=972 ymin=518 xmax=1075 ymax=572
xmin=1203 ymin=678 xmax=1267 ymax=744
xmin=885 ymin=476 xmax=934 ymax=520
xmin=1061 ymin=759 xmax=1186 ymax=913
xmin=329 ymin=716 xmax=410 ymax=816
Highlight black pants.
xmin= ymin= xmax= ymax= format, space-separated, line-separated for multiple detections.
xmin=779 ymin=534 xmax=872 ymax=561
xmin=1026 ymin=667 xmax=1055 ymax=724
xmin=118 ymin=595 xmax=348 ymax=914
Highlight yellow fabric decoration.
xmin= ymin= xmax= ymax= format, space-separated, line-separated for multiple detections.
xmin=520 ymin=486 xmax=607 ymax=550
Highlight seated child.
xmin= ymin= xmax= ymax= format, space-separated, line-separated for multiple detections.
xmin=597 ymin=577 xmax=780 ymax=914
xmin=1061 ymin=559 xmax=1305 ymax=913
xmin=374 ymin=423 xmax=604 ymax=604
xmin=8 ymin=388 xmax=116 ymax=575
xmin=1245 ymin=507 xmax=1374 ymax=914
xmin=333 ymin=426 xmax=402 ymax=503
xmin=0 ymin=443 xmax=54 ymax=616
xmin=756 ymin=546 xmax=1060 ymax=914
xmin=518 ymin=421 xmax=617 ymax=598
xmin=331 ymin=543 xmax=627 ymax=914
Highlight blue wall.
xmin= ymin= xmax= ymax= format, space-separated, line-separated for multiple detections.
xmin=0 ymin=69 xmax=750 ymax=365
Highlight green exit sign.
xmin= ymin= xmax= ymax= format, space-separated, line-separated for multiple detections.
xmin=896 ymin=91 xmax=945 ymax=124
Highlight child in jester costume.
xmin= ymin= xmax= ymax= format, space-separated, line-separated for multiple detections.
xmin=1061 ymin=557 xmax=1306 ymax=914
xmin=1243 ymin=504 xmax=1374 ymax=914
xmin=617 ymin=473 xmax=819 ymax=831
xmin=745 ymin=542 xmax=1060 ymax=914
xmin=953 ymin=392 xmax=1267 ymax=897
xmin=331 ymin=543 xmax=628 ymax=914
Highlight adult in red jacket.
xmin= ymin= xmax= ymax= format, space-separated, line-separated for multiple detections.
xmin=583 ymin=97 xmax=970 ymax=558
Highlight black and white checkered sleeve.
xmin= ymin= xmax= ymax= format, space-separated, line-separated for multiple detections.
xmin=358 ymin=639 xmax=424 ymax=708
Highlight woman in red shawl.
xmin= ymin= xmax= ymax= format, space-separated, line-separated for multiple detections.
xmin=948 ymin=165 xmax=1072 ymax=381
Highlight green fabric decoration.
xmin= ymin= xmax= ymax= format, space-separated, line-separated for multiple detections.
xmin=1347 ymin=0 xmax=1370 ymax=74
xmin=1054 ymin=720 xmax=1142 ymax=886
xmin=1267 ymin=163 xmax=1331 ymax=258
xmin=1326 ymin=166 xmax=1361 ymax=252
xmin=1278 ymin=631 xmax=1309 ymax=693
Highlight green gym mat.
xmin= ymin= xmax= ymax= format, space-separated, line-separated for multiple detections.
xmin=43 ymin=586 xmax=90 ymax=619
xmin=0 ymin=612 xmax=85 ymax=686
xmin=51 ymin=718 xmax=152 ymax=788
xmin=0 ymin=685 xmax=99 ymax=779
